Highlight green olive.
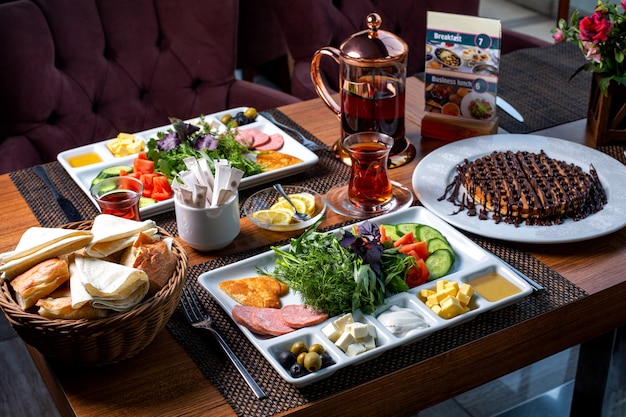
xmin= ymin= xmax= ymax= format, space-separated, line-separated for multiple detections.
xmin=303 ymin=351 xmax=322 ymax=372
xmin=290 ymin=341 xmax=307 ymax=356
xmin=243 ymin=107 xmax=257 ymax=119
xmin=296 ymin=351 xmax=307 ymax=365
xmin=308 ymin=343 xmax=325 ymax=355
xmin=220 ymin=114 xmax=232 ymax=124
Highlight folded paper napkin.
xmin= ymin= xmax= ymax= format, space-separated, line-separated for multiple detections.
xmin=84 ymin=214 xmax=158 ymax=258
xmin=0 ymin=228 xmax=93 ymax=280
xmin=70 ymin=253 xmax=149 ymax=312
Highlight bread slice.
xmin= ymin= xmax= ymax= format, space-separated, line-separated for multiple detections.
xmin=218 ymin=276 xmax=289 ymax=308
xmin=10 ymin=257 xmax=70 ymax=309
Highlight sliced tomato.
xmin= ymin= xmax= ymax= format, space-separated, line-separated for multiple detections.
xmin=398 ymin=241 xmax=429 ymax=260
xmin=133 ymin=156 xmax=154 ymax=174
xmin=140 ymin=173 xmax=158 ymax=197
xmin=405 ymin=255 xmax=429 ymax=287
xmin=393 ymin=231 xmax=416 ymax=247
xmin=151 ymin=175 xmax=173 ymax=201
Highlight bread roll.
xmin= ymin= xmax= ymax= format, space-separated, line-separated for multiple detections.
xmin=10 ymin=258 xmax=69 ymax=309
xmin=120 ymin=234 xmax=177 ymax=296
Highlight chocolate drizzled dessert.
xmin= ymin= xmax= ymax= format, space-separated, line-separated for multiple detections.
xmin=439 ymin=150 xmax=607 ymax=226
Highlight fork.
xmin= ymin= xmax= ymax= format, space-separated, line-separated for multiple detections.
xmin=180 ymin=286 xmax=267 ymax=399
xmin=259 ymin=111 xmax=324 ymax=151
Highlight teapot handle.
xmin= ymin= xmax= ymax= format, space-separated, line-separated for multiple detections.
xmin=311 ymin=47 xmax=341 ymax=115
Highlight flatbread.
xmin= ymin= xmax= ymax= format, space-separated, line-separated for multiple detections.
xmin=84 ymin=214 xmax=157 ymax=258
xmin=218 ymin=276 xmax=289 ymax=308
xmin=0 ymin=227 xmax=92 ymax=263
xmin=0 ymin=233 xmax=93 ymax=281
xmin=69 ymin=253 xmax=149 ymax=312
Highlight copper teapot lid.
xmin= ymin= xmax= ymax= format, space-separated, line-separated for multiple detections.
xmin=339 ymin=13 xmax=408 ymax=65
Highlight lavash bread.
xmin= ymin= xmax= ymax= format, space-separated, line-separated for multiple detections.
xmin=120 ymin=232 xmax=177 ymax=296
xmin=36 ymin=287 xmax=110 ymax=320
xmin=10 ymin=257 xmax=70 ymax=309
xmin=84 ymin=214 xmax=157 ymax=258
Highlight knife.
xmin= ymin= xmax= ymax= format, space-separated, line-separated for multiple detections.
xmin=33 ymin=165 xmax=83 ymax=222
xmin=496 ymin=97 xmax=524 ymax=122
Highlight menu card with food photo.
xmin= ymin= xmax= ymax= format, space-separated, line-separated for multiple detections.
xmin=421 ymin=12 xmax=501 ymax=141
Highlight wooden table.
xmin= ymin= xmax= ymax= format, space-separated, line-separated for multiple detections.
xmin=2 ymin=77 xmax=625 ymax=417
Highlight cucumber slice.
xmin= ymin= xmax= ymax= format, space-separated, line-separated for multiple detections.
xmin=139 ymin=197 xmax=158 ymax=208
xmin=427 ymin=237 xmax=453 ymax=254
xmin=381 ymin=224 xmax=402 ymax=241
xmin=425 ymin=249 xmax=454 ymax=279
xmin=418 ymin=225 xmax=446 ymax=243
xmin=396 ymin=223 xmax=421 ymax=238
xmin=101 ymin=165 xmax=133 ymax=177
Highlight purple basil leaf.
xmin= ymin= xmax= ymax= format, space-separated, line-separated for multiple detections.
xmin=195 ymin=134 xmax=218 ymax=150
xmin=157 ymin=131 xmax=181 ymax=151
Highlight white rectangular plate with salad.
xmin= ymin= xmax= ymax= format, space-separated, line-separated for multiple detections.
xmin=57 ymin=107 xmax=320 ymax=217
xmin=198 ymin=207 xmax=533 ymax=388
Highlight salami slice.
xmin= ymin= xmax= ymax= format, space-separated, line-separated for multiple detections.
xmin=254 ymin=133 xmax=284 ymax=151
xmin=253 ymin=307 xmax=295 ymax=336
xmin=280 ymin=304 xmax=329 ymax=329
xmin=234 ymin=129 xmax=254 ymax=148
xmin=232 ymin=305 xmax=269 ymax=335
xmin=250 ymin=130 xmax=270 ymax=148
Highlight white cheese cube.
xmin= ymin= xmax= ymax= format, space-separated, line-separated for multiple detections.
xmin=345 ymin=322 xmax=369 ymax=339
xmin=333 ymin=313 xmax=354 ymax=333
xmin=335 ymin=331 xmax=356 ymax=352
xmin=321 ymin=322 xmax=341 ymax=342
xmin=361 ymin=335 xmax=376 ymax=350
xmin=346 ymin=343 xmax=366 ymax=357
xmin=367 ymin=323 xmax=378 ymax=339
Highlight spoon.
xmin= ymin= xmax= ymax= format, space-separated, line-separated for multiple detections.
xmin=273 ymin=183 xmax=310 ymax=221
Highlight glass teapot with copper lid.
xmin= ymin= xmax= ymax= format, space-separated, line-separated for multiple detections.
xmin=311 ymin=13 xmax=415 ymax=167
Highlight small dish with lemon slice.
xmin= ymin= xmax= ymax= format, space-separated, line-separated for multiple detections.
xmin=244 ymin=185 xmax=326 ymax=231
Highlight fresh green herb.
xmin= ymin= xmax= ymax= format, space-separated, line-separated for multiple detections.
xmin=145 ymin=116 xmax=265 ymax=179
xmin=262 ymin=219 xmax=411 ymax=316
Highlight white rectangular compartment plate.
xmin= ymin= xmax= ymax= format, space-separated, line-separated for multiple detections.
xmin=57 ymin=108 xmax=319 ymax=217
xmin=198 ymin=206 xmax=533 ymax=387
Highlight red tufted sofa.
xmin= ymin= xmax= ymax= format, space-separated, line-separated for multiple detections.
xmin=268 ymin=0 xmax=551 ymax=100
xmin=0 ymin=0 xmax=300 ymax=174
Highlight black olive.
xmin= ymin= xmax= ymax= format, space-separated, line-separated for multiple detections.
xmin=320 ymin=353 xmax=335 ymax=368
xmin=278 ymin=351 xmax=296 ymax=369
xmin=289 ymin=363 xmax=307 ymax=378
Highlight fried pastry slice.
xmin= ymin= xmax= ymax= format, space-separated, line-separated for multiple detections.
xmin=218 ymin=276 xmax=289 ymax=308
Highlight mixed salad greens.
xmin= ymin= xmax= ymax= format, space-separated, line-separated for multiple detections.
xmin=262 ymin=219 xmax=415 ymax=316
xmin=146 ymin=116 xmax=264 ymax=179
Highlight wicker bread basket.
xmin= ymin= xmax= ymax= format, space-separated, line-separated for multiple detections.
xmin=0 ymin=220 xmax=188 ymax=366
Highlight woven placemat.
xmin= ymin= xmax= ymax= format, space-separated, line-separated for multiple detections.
xmin=497 ymin=42 xmax=592 ymax=134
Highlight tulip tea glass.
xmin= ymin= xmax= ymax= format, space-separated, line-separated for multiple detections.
xmin=325 ymin=132 xmax=413 ymax=218
xmin=90 ymin=176 xmax=143 ymax=221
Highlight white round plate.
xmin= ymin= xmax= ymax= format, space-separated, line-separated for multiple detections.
xmin=460 ymin=92 xmax=496 ymax=121
xmin=412 ymin=134 xmax=626 ymax=244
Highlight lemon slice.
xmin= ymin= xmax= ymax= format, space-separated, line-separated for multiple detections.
xmin=251 ymin=209 xmax=292 ymax=225
xmin=288 ymin=193 xmax=316 ymax=216
xmin=271 ymin=198 xmax=307 ymax=215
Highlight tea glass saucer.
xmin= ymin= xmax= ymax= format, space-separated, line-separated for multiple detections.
xmin=325 ymin=181 xmax=414 ymax=218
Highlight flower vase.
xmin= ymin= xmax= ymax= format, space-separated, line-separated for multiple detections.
xmin=586 ymin=74 xmax=626 ymax=146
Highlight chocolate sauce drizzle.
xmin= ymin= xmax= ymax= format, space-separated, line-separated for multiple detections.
xmin=438 ymin=150 xmax=608 ymax=226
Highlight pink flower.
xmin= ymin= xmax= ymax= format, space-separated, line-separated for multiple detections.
xmin=621 ymin=1 xmax=626 ymax=11
xmin=582 ymin=41 xmax=602 ymax=63
xmin=579 ymin=13 xmax=613 ymax=42
xmin=552 ymin=28 xmax=566 ymax=43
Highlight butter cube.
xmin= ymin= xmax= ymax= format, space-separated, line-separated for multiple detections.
xmin=420 ymin=289 xmax=435 ymax=298
xmin=346 ymin=322 xmax=369 ymax=339
xmin=458 ymin=283 xmax=475 ymax=298
xmin=439 ymin=295 xmax=464 ymax=319
xmin=322 ymin=322 xmax=341 ymax=342
xmin=335 ymin=331 xmax=356 ymax=352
